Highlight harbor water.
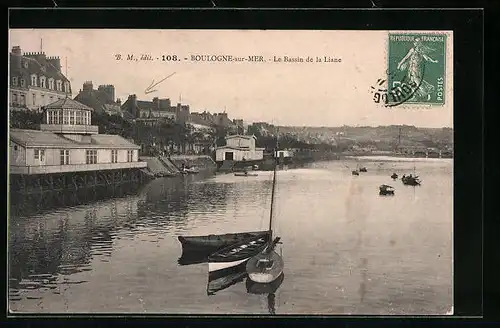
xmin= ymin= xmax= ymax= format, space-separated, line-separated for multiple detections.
xmin=8 ymin=158 xmax=453 ymax=315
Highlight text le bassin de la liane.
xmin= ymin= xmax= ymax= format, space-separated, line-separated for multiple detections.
xmin=114 ymin=53 xmax=342 ymax=63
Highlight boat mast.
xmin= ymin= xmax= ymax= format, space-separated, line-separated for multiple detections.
xmin=268 ymin=128 xmax=279 ymax=246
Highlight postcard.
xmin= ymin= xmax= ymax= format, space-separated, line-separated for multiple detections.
xmin=8 ymin=29 xmax=453 ymax=315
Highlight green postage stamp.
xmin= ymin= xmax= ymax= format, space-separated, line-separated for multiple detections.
xmin=387 ymin=33 xmax=447 ymax=106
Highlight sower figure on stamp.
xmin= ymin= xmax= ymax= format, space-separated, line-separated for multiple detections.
xmin=397 ymin=37 xmax=439 ymax=102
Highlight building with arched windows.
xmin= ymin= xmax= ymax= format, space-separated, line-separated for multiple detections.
xmin=9 ymin=46 xmax=72 ymax=112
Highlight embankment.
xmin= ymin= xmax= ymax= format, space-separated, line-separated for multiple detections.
xmin=168 ymin=155 xmax=217 ymax=171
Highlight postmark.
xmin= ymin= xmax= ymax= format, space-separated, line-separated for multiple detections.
xmin=387 ymin=33 xmax=447 ymax=106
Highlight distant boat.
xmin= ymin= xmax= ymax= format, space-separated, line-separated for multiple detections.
xmin=234 ymin=172 xmax=258 ymax=177
xmin=391 ymin=173 xmax=398 ymax=180
xmin=379 ymin=184 xmax=395 ymax=196
xmin=359 ymin=167 xmax=367 ymax=172
xmin=352 ymin=170 xmax=359 ymax=176
xmin=246 ymin=133 xmax=284 ymax=284
xmin=401 ymin=165 xmax=421 ymax=186
xmin=178 ymin=230 xmax=270 ymax=254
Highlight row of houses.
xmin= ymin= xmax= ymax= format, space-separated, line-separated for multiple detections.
xmin=8 ymin=45 xmax=268 ymax=178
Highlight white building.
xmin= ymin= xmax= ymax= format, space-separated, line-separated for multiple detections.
xmin=9 ymin=46 xmax=72 ymax=112
xmin=215 ymin=135 xmax=264 ymax=162
xmin=9 ymin=97 xmax=147 ymax=175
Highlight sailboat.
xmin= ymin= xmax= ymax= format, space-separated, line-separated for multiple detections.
xmin=246 ymin=135 xmax=284 ymax=284
xmin=207 ymin=133 xmax=283 ymax=277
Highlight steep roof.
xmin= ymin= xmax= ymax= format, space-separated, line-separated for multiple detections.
xmin=10 ymin=53 xmax=71 ymax=93
xmin=44 ymin=97 xmax=93 ymax=111
xmin=74 ymin=90 xmax=122 ymax=114
xmin=10 ymin=129 xmax=140 ymax=149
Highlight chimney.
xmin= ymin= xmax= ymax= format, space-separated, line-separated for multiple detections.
xmin=11 ymin=46 xmax=22 ymax=70
xmin=11 ymin=46 xmax=21 ymax=56
xmin=83 ymin=81 xmax=93 ymax=92
xmin=153 ymin=97 xmax=160 ymax=110
xmin=47 ymin=56 xmax=61 ymax=72
xmin=116 ymin=98 xmax=121 ymax=105
xmin=129 ymin=94 xmax=138 ymax=117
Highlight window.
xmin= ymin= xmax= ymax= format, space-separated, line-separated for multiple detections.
xmin=48 ymin=111 xmax=60 ymax=124
xmin=12 ymin=77 xmax=18 ymax=86
xmin=23 ymin=61 xmax=28 ymax=69
xmin=111 ymin=150 xmax=118 ymax=163
xmin=86 ymin=150 xmax=97 ymax=164
xmin=20 ymin=79 xmax=25 ymax=87
xmin=41 ymin=94 xmax=45 ymax=106
xmin=20 ymin=95 xmax=25 ymax=105
xmin=31 ymin=75 xmax=37 ymax=87
xmin=12 ymin=94 xmax=17 ymax=104
xmin=34 ymin=149 xmax=45 ymax=163
xmin=40 ymin=76 xmax=46 ymax=88
xmin=48 ymin=79 xmax=54 ymax=90
xmin=14 ymin=145 xmax=18 ymax=151
xmin=127 ymin=150 xmax=134 ymax=162
xmin=60 ymin=150 xmax=70 ymax=165
xmin=32 ymin=93 xmax=36 ymax=106
xmin=50 ymin=96 xmax=54 ymax=102
xmin=76 ymin=111 xmax=82 ymax=125
xmin=69 ymin=111 xmax=75 ymax=125
xmin=56 ymin=80 xmax=62 ymax=91
xmin=64 ymin=82 xmax=70 ymax=93
xmin=63 ymin=111 xmax=69 ymax=124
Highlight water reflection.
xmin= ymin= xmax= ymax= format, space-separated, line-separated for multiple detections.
xmin=9 ymin=159 xmax=452 ymax=314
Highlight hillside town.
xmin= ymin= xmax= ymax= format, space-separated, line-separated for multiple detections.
xmin=9 ymin=45 xmax=453 ymax=173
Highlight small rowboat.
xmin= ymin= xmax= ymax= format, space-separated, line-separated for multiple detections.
xmin=178 ymin=230 xmax=269 ymax=253
xmin=208 ymin=235 xmax=269 ymax=274
xmin=234 ymin=172 xmax=258 ymax=177
xmin=379 ymin=184 xmax=395 ymax=196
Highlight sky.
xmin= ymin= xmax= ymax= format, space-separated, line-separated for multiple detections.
xmin=9 ymin=29 xmax=453 ymax=128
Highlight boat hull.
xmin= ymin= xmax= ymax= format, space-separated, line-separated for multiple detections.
xmin=246 ymin=250 xmax=284 ymax=284
xmin=178 ymin=230 xmax=269 ymax=251
xmin=209 ymin=258 xmax=249 ymax=273
xmin=207 ymin=262 xmax=248 ymax=295
xmin=208 ymin=235 xmax=269 ymax=274
xmin=234 ymin=173 xmax=258 ymax=177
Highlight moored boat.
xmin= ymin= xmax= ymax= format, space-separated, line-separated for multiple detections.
xmin=391 ymin=173 xmax=398 ymax=180
xmin=246 ymin=132 xmax=284 ymax=285
xmin=352 ymin=170 xmax=359 ymax=176
xmin=178 ymin=230 xmax=270 ymax=253
xmin=379 ymin=184 xmax=395 ymax=196
xmin=208 ymin=234 xmax=269 ymax=274
xmin=234 ymin=172 xmax=258 ymax=177
xmin=359 ymin=167 xmax=367 ymax=172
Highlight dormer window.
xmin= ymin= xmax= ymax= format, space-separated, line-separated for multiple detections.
xmin=12 ymin=77 xmax=18 ymax=86
xmin=20 ymin=79 xmax=25 ymax=87
xmin=56 ymin=80 xmax=62 ymax=91
xmin=40 ymin=76 xmax=46 ymax=89
xmin=23 ymin=61 xmax=28 ymax=69
xmin=64 ymin=82 xmax=70 ymax=93
xmin=31 ymin=74 xmax=38 ymax=87
xmin=48 ymin=78 xmax=54 ymax=90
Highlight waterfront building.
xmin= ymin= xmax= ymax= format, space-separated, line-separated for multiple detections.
xmin=9 ymin=46 xmax=72 ymax=112
xmin=215 ymin=135 xmax=264 ymax=162
xmin=74 ymin=81 xmax=125 ymax=117
xmin=9 ymin=97 xmax=147 ymax=176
